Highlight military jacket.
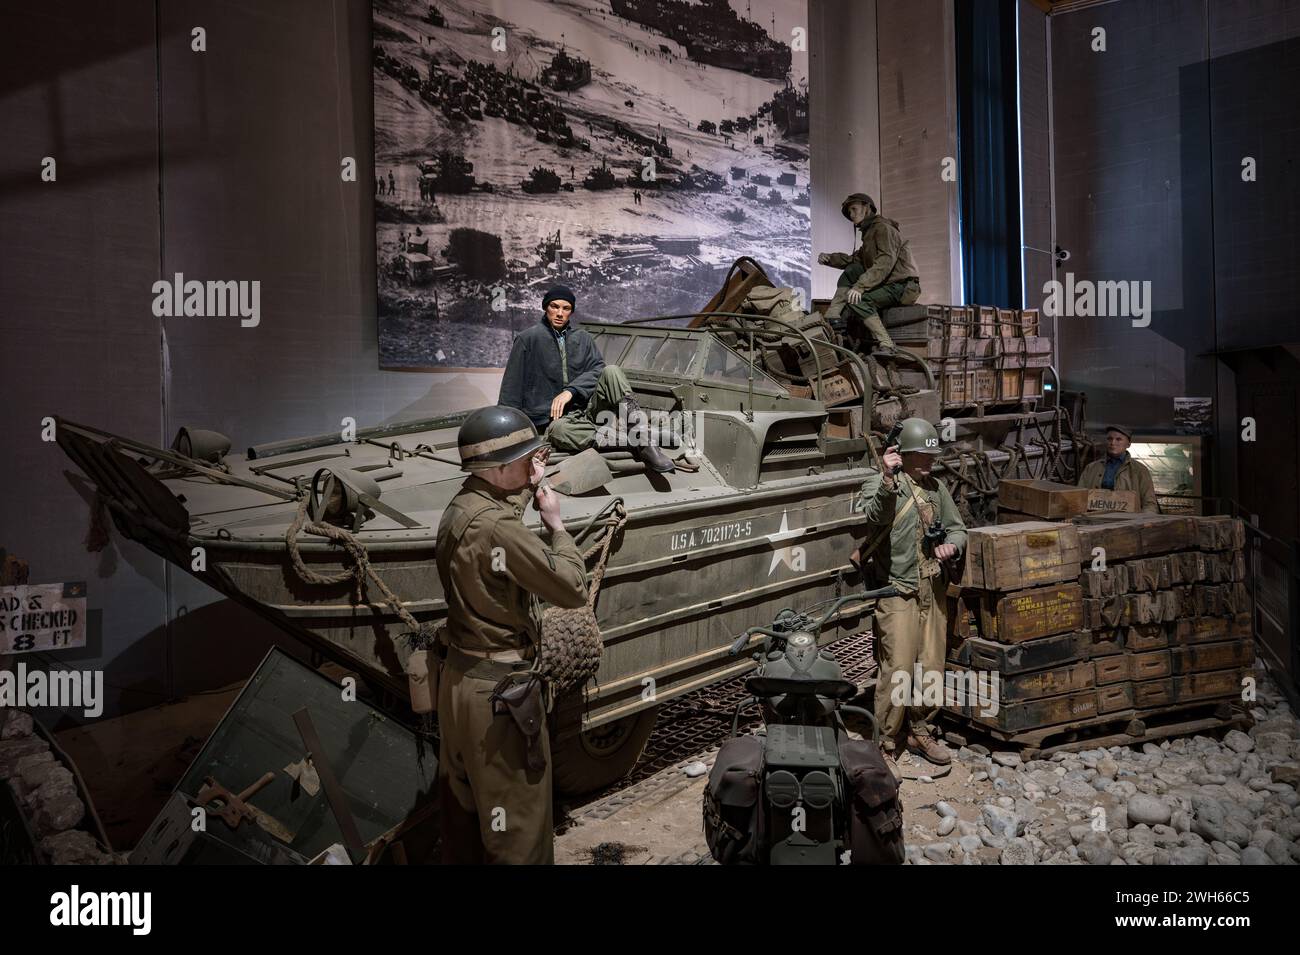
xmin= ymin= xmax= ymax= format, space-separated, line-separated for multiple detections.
xmin=435 ymin=476 xmax=587 ymax=652
xmin=825 ymin=214 xmax=920 ymax=290
xmin=855 ymin=469 xmax=967 ymax=594
xmin=1077 ymin=453 xmax=1159 ymax=513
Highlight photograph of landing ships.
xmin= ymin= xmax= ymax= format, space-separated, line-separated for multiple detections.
xmin=373 ymin=0 xmax=811 ymax=369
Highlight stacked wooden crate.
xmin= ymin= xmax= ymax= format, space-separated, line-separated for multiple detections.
xmin=882 ymin=304 xmax=1049 ymax=412
xmin=945 ymin=514 xmax=1252 ymax=747
xmin=996 ymin=478 xmax=1140 ymax=524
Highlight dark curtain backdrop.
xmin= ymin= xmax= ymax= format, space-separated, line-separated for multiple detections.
xmin=955 ymin=0 xmax=1022 ymax=307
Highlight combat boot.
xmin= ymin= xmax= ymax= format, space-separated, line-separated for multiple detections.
xmin=605 ymin=395 xmax=675 ymax=474
xmin=905 ymin=728 xmax=952 ymax=766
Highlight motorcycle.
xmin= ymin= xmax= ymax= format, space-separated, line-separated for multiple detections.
xmin=703 ymin=587 xmax=906 ymax=865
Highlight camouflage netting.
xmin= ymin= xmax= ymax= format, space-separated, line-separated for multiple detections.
xmin=536 ymin=502 xmax=627 ymax=697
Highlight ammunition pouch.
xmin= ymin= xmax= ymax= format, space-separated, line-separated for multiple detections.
xmin=703 ymin=734 xmax=765 ymax=865
xmin=838 ymin=737 xmax=905 ymax=864
xmin=490 ymin=672 xmax=547 ymax=773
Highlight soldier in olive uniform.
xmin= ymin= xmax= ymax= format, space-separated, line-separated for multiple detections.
xmin=855 ymin=418 xmax=967 ymax=773
xmin=818 ymin=193 xmax=921 ymax=351
xmin=1076 ymin=425 xmax=1159 ymax=513
xmin=435 ymin=405 xmax=588 ymax=864
xmin=499 ymin=285 xmax=675 ymax=473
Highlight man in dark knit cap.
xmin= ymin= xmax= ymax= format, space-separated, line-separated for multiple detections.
xmin=498 ymin=285 xmax=675 ymax=473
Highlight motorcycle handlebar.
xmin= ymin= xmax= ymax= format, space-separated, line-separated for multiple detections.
xmin=726 ymin=585 xmax=898 ymax=656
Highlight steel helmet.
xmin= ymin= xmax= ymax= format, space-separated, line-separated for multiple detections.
xmin=457 ymin=406 xmax=545 ymax=471
xmin=840 ymin=192 xmax=876 ymax=220
xmin=895 ymin=417 xmax=943 ymax=455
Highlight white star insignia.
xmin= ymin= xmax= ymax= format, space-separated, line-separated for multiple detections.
xmin=767 ymin=510 xmax=805 ymax=576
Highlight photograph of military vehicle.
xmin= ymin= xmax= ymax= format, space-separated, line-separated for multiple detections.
xmin=54 ymin=259 xmax=1078 ymax=797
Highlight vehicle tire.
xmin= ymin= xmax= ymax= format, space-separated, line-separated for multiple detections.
xmin=550 ymin=706 xmax=658 ymax=797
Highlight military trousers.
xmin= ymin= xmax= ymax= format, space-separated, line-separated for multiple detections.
xmin=544 ymin=365 xmax=634 ymax=453
xmin=872 ymin=574 xmax=947 ymax=749
xmin=824 ymin=263 xmax=920 ymax=349
xmin=437 ymin=655 xmax=554 ymax=864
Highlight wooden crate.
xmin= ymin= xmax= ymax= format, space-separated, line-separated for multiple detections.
xmin=973 ymin=305 xmax=998 ymax=338
xmin=997 ymin=368 xmax=1044 ymax=402
xmin=1173 ymin=668 xmax=1246 ymax=703
xmin=960 ymin=687 xmax=1101 ymax=732
xmin=961 ymin=522 xmax=1083 ymax=591
xmin=811 ymin=361 xmax=864 ymax=407
xmin=977 ymin=582 xmax=1084 ymax=642
xmin=1094 ymin=655 xmax=1130 ymax=685
xmin=936 ymin=367 xmax=998 ymax=407
xmin=1169 ymin=640 xmax=1253 ymax=674
xmin=1020 ymin=309 xmax=1041 ymax=337
xmin=1134 ymin=677 xmax=1175 ymax=708
xmin=1173 ymin=613 xmax=1251 ymax=645
xmin=948 ymin=628 xmax=1122 ymax=674
xmin=1098 ymin=682 xmax=1135 ymax=713
xmin=1196 ymin=515 xmax=1246 ymax=552
xmin=998 ymin=479 xmax=1090 ymax=520
xmin=1073 ymin=513 xmax=1198 ymax=562
xmin=1124 ymin=622 xmax=1171 ymax=651
xmin=1130 ymin=649 xmax=1172 ymax=681
xmin=950 ymin=660 xmax=1094 ymax=703
xmin=1085 ymin=489 xmax=1140 ymax=514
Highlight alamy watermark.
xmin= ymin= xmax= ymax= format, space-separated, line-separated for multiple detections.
xmin=0 ymin=663 xmax=103 ymax=718
xmin=890 ymin=664 xmax=1000 ymax=718
xmin=151 ymin=273 xmax=260 ymax=327
xmin=1042 ymin=272 xmax=1151 ymax=328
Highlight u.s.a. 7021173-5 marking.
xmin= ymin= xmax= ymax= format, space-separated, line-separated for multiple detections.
xmin=669 ymin=519 xmax=754 ymax=552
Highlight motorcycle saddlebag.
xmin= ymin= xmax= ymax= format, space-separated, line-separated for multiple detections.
xmin=703 ymin=734 xmax=765 ymax=864
xmin=839 ymin=738 xmax=905 ymax=865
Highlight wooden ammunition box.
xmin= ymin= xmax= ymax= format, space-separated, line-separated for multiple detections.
xmin=1081 ymin=564 xmax=1129 ymax=598
xmin=1196 ymin=516 xmax=1246 ymax=552
xmin=1129 ymin=649 xmax=1172 ymax=681
xmin=1168 ymin=640 xmax=1253 ymax=674
xmin=997 ymin=479 xmax=1091 ymax=520
xmin=948 ymin=629 xmax=1122 ymax=674
xmin=978 ymin=582 xmax=1084 ymax=642
xmin=973 ymin=305 xmax=998 ymax=338
xmin=1074 ymin=514 xmax=1198 ymax=561
xmin=961 ymin=688 xmax=1101 ymax=732
xmin=1094 ymin=654 xmax=1130 ymax=685
xmin=1085 ymin=489 xmax=1140 ymax=514
xmin=1133 ymin=677 xmax=1175 ymax=709
xmin=948 ymin=661 xmax=1094 ymax=703
xmin=1173 ymin=614 xmax=1251 ymax=645
xmin=961 ymin=522 xmax=1083 ymax=591
xmin=1097 ymin=682 xmax=1134 ymax=713
xmin=1124 ymin=622 xmax=1171 ymax=651
xmin=1174 ymin=668 xmax=1246 ymax=703
xmin=1019 ymin=309 xmax=1041 ymax=337
xmin=811 ymin=361 xmax=865 ymax=407
xmin=997 ymin=368 xmax=1044 ymax=402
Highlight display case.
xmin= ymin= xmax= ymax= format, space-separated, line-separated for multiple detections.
xmin=1127 ymin=435 xmax=1205 ymax=515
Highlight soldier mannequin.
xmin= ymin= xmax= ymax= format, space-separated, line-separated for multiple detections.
xmin=1076 ymin=425 xmax=1159 ymax=513
xmin=499 ymin=285 xmax=674 ymax=473
xmin=818 ymin=193 xmax=921 ymax=351
xmin=855 ymin=418 xmax=967 ymax=775
xmin=435 ymin=406 xmax=588 ymax=864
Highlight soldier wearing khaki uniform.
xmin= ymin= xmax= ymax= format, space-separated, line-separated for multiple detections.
xmin=435 ymin=405 xmax=588 ymax=864
xmin=819 ymin=193 xmax=921 ymax=350
xmin=855 ymin=418 xmax=967 ymax=773
xmin=1076 ymin=424 xmax=1159 ymax=513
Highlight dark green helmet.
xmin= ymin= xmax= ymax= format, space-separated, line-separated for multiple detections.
xmin=840 ymin=192 xmax=876 ymax=220
xmin=895 ymin=417 xmax=942 ymax=455
xmin=457 ymin=406 xmax=544 ymax=471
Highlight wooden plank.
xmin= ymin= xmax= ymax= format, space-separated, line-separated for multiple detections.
xmin=1094 ymin=655 xmax=1130 ymax=685
xmin=978 ymin=582 xmax=1083 ymax=642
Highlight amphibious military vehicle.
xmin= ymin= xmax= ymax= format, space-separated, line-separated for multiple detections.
xmin=54 ymin=259 xmax=1076 ymax=795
